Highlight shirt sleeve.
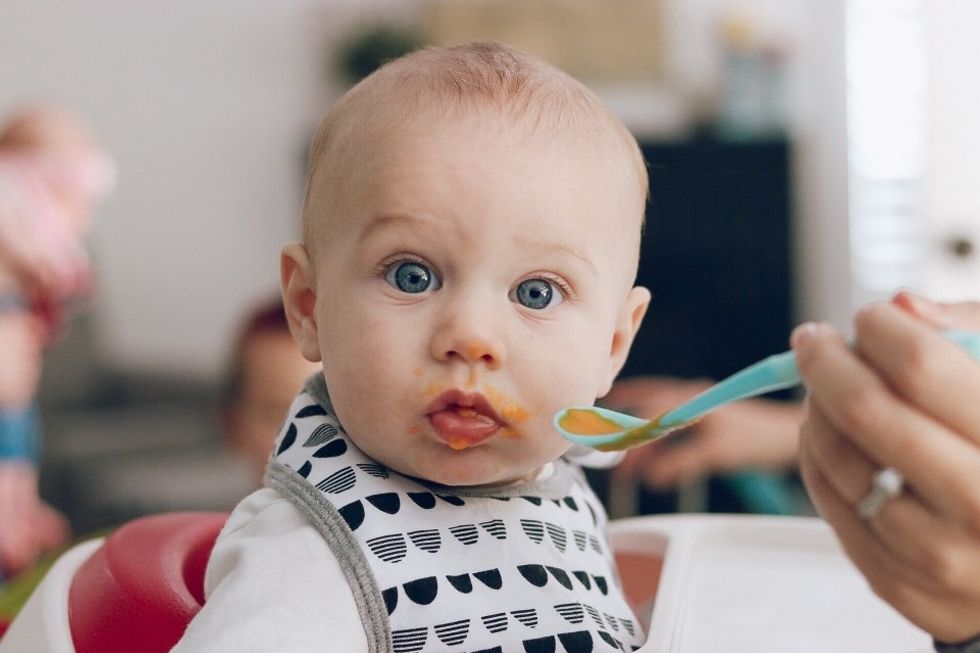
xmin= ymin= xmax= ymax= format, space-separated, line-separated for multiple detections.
xmin=172 ymin=488 xmax=368 ymax=653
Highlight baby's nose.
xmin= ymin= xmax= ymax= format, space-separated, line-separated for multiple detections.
xmin=431 ymin=315 xmax=505 ymax=369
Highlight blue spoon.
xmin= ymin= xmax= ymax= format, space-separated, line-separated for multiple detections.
xmin=554 ymin=330 xmax=980 ymax=452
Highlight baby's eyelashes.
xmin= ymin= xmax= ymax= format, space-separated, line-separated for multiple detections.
xmin=384 ymin=260 xmax=441 ymax=294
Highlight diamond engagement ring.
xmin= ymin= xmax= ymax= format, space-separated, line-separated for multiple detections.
xmin=856 ymin=467 xmax=905 ymax=520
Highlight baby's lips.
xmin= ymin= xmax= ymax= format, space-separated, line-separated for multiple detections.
xmin=428 ymin=407 xmax=501 ymax=449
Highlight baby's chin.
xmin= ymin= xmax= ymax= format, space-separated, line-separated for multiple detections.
xmin=395 ymin=456 xmax=541 ymax=489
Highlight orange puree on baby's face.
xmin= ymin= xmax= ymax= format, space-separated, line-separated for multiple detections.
xmin=558 ymin=408 xmax=622 ymax=435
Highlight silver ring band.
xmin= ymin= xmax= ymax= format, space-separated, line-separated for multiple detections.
xmin=856 ymin=467 xmax=904 ymax=520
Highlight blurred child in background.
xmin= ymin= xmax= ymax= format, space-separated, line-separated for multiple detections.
xmin=0 ymin=106 xmax=115 ymax=578
xmin=220 ymin=298 xmax=320 ymax=485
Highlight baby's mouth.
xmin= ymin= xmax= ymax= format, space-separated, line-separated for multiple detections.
xmin=426 ymin=390 xmax=503 ymax=450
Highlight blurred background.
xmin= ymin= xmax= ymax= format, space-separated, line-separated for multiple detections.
xmin=1 ymin=0 xmax=978 ymax=534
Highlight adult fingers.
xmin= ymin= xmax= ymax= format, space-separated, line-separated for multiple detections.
xmin=853 ymin=301 xmax=980 ymax=446
xmin=800 ymin=406 xmax=977 ymax=596
xmin=792 ymin=321 xmax=980 ymax=526
xmin=804 ymin=442 xmax=980 ymax=643
xmin=893 ymin=291 xmax=980 ymax=331
xmin=798 ymin=441 xmax=921 ymax=599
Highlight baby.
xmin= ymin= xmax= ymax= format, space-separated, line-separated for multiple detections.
xmin=176 ymin=43 xmax=651 ymax=652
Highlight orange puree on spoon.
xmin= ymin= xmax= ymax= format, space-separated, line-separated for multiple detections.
xmin=558 ymin=408 xmax=623 ymax=435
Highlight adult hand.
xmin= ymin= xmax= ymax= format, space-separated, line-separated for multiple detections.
xmin=0 ymin=462 xmax=69 ymax=578
xmin=606 ymin=376 xmax=801 ymax=489
xmin=794 ymin=292 xmax=980 ymax=644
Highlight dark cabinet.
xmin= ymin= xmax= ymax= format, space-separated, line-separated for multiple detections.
xmin=622 ymin=138 xmax=793 ymax=381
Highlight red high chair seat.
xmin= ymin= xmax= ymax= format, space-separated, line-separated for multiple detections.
xmin=67 ymin=512 xmax=228 ymax=653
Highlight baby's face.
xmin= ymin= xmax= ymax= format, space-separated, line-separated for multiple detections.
xmin=304 ymin=114 xmax=646 ymax=486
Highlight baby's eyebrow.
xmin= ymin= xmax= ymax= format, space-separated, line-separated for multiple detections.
xmin=513 ymin=237 xmax=597 ymax=274
xmin=357 ymin=214 xmax=434 ymax=244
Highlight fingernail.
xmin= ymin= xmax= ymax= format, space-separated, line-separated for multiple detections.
xmin=791 ymin=321 xmax=822 ymax=348
xmin=899 ymin=291 xmax=949 ymax=325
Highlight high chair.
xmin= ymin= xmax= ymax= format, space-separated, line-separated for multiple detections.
xmin=0 ymin=512 xmax=936 ymax=653
xmin=0 ymin=511 xmax=227 ymax=653
xmin=609 ymin=514 xmax=932 ymax=652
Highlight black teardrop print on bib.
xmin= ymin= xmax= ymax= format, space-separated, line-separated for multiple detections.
xmin=545 ymin=523 xmax=567 ymax=551
xmin=478 ymin=519 xmax=506 ymax=540
xmin=338 ymin=501 xmax=364 ymax=531
xmin=382 ymin=586 xmax=398 ymax=615
xmin=511 ymin=608 xmax=538 ymax=628
xmin=295 ymin=404 xmax=327 ymax=418
xmin=408 ymin=491 xmax=436 ymax=509
xmin=391 ymin=627 xmax=427 ymax=653
xmin=596 ymin=631 xmax=618 ymax=649
xmin=473 ymin=568 xmax=502 ymax=590
xmin=554 ymin=602 xmax=585 ymax=624
xmin=545 ymin=566 xmax=573 ymax=590
xmin=587 ymin=501 xmax=599 ymax=526
xmin=558 ymin=630 xmax=594 ymax=653
xmin=446 ymin=573 xmax=472 ymax=593
xmin=517 ymin=564 xmax=548 ymax=587
xmin=403 ymin=576 xmax=438 ymax=605
xmin=366 ymin=492 xmax=400 ymax=514
xmin=312 ymin=439 xmax=347 ymax=458
xmin=437 ymin=494 xmax=465 ymax=506
xmin=563 ymin=496 xmax=579 ymax=511
xmin=434 ymin=618 xmax=469 ymax=647
xmin=302 ymin=423 xmax=338 ymax=447
xmin=408 ymin=528 xmax=441 ymax=553
xmin=473 ymin=648 xmax=502 ymax=653
xmin=449 ymin=523 xmax=478 ymax=545
xmin=296 ymin=461 xmax=312 ymax=478
xmin=315 ymin=466 xmax=356 ymax=493
xmin=593 ymin=575 xmax=608 ymax=595
xmin=520 ymin=519 xmax=545 ymax=544
xmin=522 ymin=635 xmax=556 ymax=653
xmin=481 ymin=612 xmax=508 ymax=634
xmin=367 ymin=534 xmax=407 ymax=563
xmin=276 ymin=423 xmax=297 ymax=455
xmin=356 ymin=462 xmax=389 ymax=478
xmin=521 ymin=495 xmax=543 ymax=506
xmin=572 ymin=570 xmax=592 ymax=590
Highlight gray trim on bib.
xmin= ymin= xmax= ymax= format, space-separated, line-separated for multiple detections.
xmin=265 ymin=460 xmax=393 ymax=653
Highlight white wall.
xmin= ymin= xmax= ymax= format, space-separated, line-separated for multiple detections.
xmin=2 ymin=1 xmax=850 ymax=383
xmin=1 ymin=2 xmax=332 ymax=380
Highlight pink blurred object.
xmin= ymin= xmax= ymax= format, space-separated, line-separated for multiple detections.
xmin=0 ymin=151 xmax=113 ymax=301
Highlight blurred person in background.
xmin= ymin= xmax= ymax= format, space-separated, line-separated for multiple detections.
xmin=0 ymin=106 xmax=115 ymax=579
xmin=219 ymin=298 xmax=320 ymax=485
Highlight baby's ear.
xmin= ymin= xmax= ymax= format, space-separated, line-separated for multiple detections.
xmin=599 ymin=286 xmax=651 ymax=397
xmin=281 ymin=242 xmax=322 ymax=362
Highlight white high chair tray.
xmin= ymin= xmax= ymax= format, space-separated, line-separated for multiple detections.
xmin=610 ymin=514 xmax=932 ymax=653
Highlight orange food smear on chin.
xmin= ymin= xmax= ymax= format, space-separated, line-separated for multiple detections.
xmin=559 ymin=408 xmax=623 ymax=435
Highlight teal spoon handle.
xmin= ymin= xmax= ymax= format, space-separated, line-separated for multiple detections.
xmin=657 ymin=350 xmax=799 ymax=428
xmin=659 ymin=329 xmax=980 ymax=429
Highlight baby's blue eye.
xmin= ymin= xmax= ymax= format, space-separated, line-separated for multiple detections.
xmin=386 ymin=261 xmax=439 ymax=294
xmin=513 ymin=278 xmax=562 ymax=310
